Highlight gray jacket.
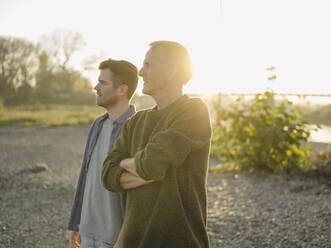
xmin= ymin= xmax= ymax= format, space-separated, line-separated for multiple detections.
xmin=68 ymin=106 xmax=136 ymax=231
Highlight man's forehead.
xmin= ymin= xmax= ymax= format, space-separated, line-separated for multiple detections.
xmin=144 ymin=48 xmax=164 ymax=63
xmin=98 ymin=68 xmax=114 ymax=80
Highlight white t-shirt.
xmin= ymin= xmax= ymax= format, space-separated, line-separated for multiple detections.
xmin=79 ymin=118 xmax=123 ymax=244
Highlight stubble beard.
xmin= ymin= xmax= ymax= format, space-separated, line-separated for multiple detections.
xmin=96 ymin=95 xmax=119 ymax=109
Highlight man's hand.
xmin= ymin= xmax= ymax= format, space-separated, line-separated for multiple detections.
xmin=119 ymin=158 xmax=154 ymax=189
xmin=69 ymin=231 xmax=81 ymax=248
xmin=114 ymin=227 xmax=124 ymax=248
xmin=120 ymin=158 xmax=138 ymax=177
xmin=120 ymin=172 xmax=154 ymax=190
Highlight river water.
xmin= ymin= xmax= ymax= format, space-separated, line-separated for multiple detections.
xmin=309 ymin=124 xmax=331 ymax=143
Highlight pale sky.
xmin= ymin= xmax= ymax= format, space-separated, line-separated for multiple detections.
xmin=1 ymin=0 xmax=331 ymax=95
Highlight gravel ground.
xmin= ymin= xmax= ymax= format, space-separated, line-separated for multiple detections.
xmin=0 ymin=126 xmax=330 ymax=248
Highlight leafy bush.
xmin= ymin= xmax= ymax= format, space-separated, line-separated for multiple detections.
xmin=212 ymin=90 xmax=319 ymax=172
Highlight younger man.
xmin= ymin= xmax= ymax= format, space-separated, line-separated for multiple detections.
xmin=68 ymin=59 xmax=139 ymax=248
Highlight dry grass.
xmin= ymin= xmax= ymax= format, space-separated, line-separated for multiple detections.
xmin=0 ymin=104 xmax=104 ymax=127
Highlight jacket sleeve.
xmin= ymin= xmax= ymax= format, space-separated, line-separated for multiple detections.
xmin=67 ymin=121 xmax=95 ymax=231
xmin=134 ymin=99 xmax=212 ymax=181
xmin=101 ymin=120 xmax=130 ymax=192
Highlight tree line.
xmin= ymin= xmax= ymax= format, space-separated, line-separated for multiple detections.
xmin=0 ymin=29 xmax=99 ymax=105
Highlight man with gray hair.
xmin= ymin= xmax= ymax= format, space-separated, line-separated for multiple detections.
xmin=102 ymin=41 xmax=212 ymax=247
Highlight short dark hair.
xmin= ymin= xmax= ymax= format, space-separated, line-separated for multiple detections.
xmin=149 ymin=41 xmax=192 ymax=85
xmin=98 ymin=59 xmax=138 ymax=99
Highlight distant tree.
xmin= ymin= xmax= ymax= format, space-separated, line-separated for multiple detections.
xmin=35 ymin=52 xmax=93 ymax=104
xmin=72 ymin=71 xmax=93 ymax=93
xmin=38 ymin=29 xmax=86 ymax=72
xmin=34 ymin=51 xmax=58 ymax=102
xmin=308 ymin=104 xmax=331 ymax=126
xmin=81 ymin=52 xmax=106 ymax=72
xmin=0 ymin=36 xmax=37 ymax=104
xmin=15 ymin=80 xmax=34 ymax=104
xmin=37 ymin=29 xmax=87 ymax=96
xmin=0 ymin=31 xmax=95 ymax=105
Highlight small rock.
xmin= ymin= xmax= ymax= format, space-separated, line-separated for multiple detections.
xmin=30 ymin=163 xmax=50 ymax=173
xmin=290 ymin=185 xmax=304 ymax=193
xmin=31 ymin=163 xmax=50 ymax=173
xmin=289 ymin=184 xmax=312 ymax=193
xmin=20 ymin=163 xmax=51 ymax=174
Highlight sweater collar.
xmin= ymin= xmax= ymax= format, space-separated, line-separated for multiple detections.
xmin=152 ymin=94 xmax=188 ymax=113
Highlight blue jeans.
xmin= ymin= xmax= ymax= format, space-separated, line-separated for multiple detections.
xmin=80 ymin=236 xmax=114 ymax=248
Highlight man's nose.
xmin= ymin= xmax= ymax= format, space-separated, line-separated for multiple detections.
xmin=138 ymin=68 xmax=144 ymax=77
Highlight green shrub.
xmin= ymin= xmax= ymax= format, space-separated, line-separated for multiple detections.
xmin=212 ymin=90 xmax=319 ymax=172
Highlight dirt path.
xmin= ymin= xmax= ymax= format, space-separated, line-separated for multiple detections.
xmin=0 ymin=126 xmax=330 ymax=248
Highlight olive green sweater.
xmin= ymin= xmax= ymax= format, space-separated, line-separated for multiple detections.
xmin=102 ymin=95 xmax=212 ymax=248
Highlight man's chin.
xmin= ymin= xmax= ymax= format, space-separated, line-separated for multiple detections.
xmin=142 ymin=87 xmax=152 ymax=96
xmin=96 ymin=99 xmax=104 ymax=107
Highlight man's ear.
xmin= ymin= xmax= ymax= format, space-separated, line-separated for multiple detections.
xmin=118 ymin=83 xmax=129 ymax=97
xmin=167 ymin=66 xmax=178 ymax=81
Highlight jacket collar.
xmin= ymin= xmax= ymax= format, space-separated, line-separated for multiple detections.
xmin=97 ymin=105 xmax=136 ymax=125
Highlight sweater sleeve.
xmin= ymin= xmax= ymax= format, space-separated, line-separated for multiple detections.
xmin=101 ymin=121 xmax=130 ymax=192
xmin=134 ymin=99 xmax=212 ymax=181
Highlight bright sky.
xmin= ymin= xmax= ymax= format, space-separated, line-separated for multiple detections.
xmin=1 ymin=0 xmax=331 ymax=95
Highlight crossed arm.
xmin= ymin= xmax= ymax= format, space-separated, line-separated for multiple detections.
xmin=118 ymin=158 xmax=154 ymax=190
xmin=102 ymin=100 xmax=211 ymax=192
